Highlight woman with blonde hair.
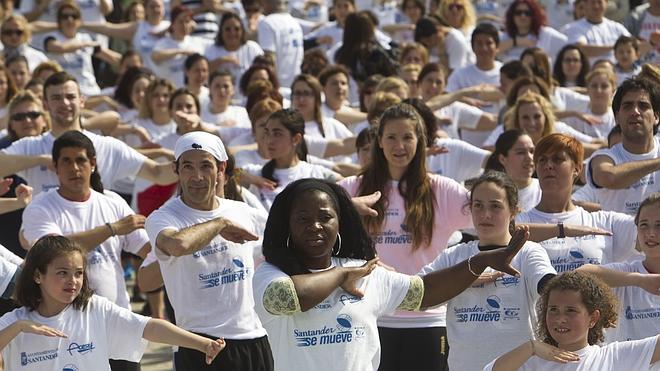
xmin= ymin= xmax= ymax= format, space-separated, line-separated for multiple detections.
xmin=375 ymin=76 xmax=410 ymax=100
xmin=436 ymin=0 xmax=477 ymax=38
xmin=0 ymin=14 xmax=48 ymax=71
xmin=563 ymin=68 xmax=617 ymax=139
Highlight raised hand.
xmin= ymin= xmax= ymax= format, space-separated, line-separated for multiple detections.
xmin=218 ymin=219 xmax=259 ymax=244
xmin=351 ymin=191 xmax=381 ymax=217
xmin=110 ymin=214 xmax=147 ymax=235
xmin=204 ymin=338 xmax=226 ymax=365
xmin=531 ymin=340 xmax=580 ymax=363
xmin=482 ymin=225 xmax=529 ymax=277
xmin=15 ymin=184 xmax=33 ymax=207
xmin=340 ymin=258 xmax=379 ymax=297
xmin=0 ymin=178 xmax=13 ymax=196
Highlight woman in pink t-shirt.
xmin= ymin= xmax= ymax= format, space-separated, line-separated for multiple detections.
xmin=339 ymin=102 xmax=473 ymax=371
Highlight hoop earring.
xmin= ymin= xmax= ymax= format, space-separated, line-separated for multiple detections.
xmin=332 ymin=233 xmax=342 ymax=256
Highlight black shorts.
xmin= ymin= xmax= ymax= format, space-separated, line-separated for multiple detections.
xmin=174 ymin=334 xmax=273 ymax=371
xmin=377 ymin=326 xmax=449 ymax=371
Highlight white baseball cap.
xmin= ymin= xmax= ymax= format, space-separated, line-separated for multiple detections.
xmin=174 ymin=132 xmax=228 ymax=162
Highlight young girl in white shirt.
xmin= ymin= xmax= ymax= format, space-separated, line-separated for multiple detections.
xmin=484 ymin=271 xmax=660 ymax=370
xmin=0 ymin=235 xmax=224 ymax=370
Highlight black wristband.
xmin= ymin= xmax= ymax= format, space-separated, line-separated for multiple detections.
xmin=557 ymin=222 xmax=566 ymax=239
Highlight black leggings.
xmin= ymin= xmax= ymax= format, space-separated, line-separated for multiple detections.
xmin=174 ymin=334 xmax=274 ymax=371
xmin=377 ymin=326 xmax=449 ymax=371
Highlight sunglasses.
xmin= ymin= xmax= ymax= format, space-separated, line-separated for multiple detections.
xmin=10 ymin=111 xmax=42 ymax=121
xmin=514 ymin=10 xmax=532 ymax=17
xmin=448 ymin=3 xmax=464 ymax=11
xmin=60 ymin=13 xmax=80 ymax=20
xmin=2 ymin=29 xmax=24 ymax=37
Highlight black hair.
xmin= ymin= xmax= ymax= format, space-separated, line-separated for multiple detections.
xmin=612 ymin=76 xmax=660 ymax=118
xmin=43 ymin=71 xmax=78 ymax=100
xmin=485 ymin=129 xmax=527 ymax=172
xmin=468 ymin=171 xmax=519 ymax=234
xmin=553 ymin=44 xmax=589 ymax=87
xmin=471 ymin=22 xmax=499 ymax=47
xmin=606 ymin=124 xmax=622 ymax=147
xmin=500 ymin=60 xmax=533 ymax=80
xmin=169 ymin=88 xmax=200 ymax=113
xmin=356 ymin=126 xmax=376 ymax=150
xmin=262 ymin=178 xmax=376 ymax=275
xmin=113 ymin=66 xmax=154 ymax=109
xmin=52 ymin=130 xmax=104 ymax=193
xmin=261 ymin=109 xmax=308 ymax=183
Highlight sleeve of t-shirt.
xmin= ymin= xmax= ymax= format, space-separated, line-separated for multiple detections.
xmin=1 ymin=138 xmax=36 ymax=178
xmin=0 ymin=244 xmax=23 ymax=266
xmin=304 ymin=136 xmax=329 ymax=158
xmin=555 ymin=121 xmax=596 ymax=143
xmin=572 ymin=184 xmax=599 ymax=203
xmin=606 ymin=212 xmax=637 ymax=263
xmin=252 ymin=262 xmax=291 ymax=323
xmin=433 ymin=176 xmax=473 ymax=231
xmin=445 ymin=32 xmax=471 ymax=70
xmin=520 ymin=242 xmax=556 ymax=298
xmin=418 ymin=243 xmax=461 ymax=276
xmin=21 ymin=202 xmax=62 ymax=246
xmin=438 ymin=138 xmax=489 ymax=181
xmin=100 ymin=136 xmax=148 ymax=181
xmin=144 ymin=209 xmax=178 ymax=260
xmin=606 ymin=336 xmax=658 ymax=369
xmin=338 ymin=175 xmax=361 ymax=197
xmin=96 ymin=295 xmax=150 ymax=361
xmin=117 ymin=200 xmax=150 ymax=256
xmin=0 ymin=257 xmax=18 ymax=299
xmin=454 ymin=101 xmax=484 ymax=130
xmin=482 ymin=125 xmax=504 ymax=148
xmin=257 ymin=20 xmax=276 ymax=52
xmin=372 ymin=266 xmax=411 ymax=316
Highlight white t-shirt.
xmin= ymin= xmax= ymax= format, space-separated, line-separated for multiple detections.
xmin=133 ymin=20 xmax=171 ymax=72
xmin=552 ymin=86 xmax=591 ymax=112
xmin=151 ymin=35 xmax=209 ymax=88
xmin=435 ymin=101 xmax=484 ymax=141
xmin=586 ymin=138 xmax=660 ymax=214
xmin=304 ymin=21 xmax=343 ymax=52
xmin=0 ymin=245 xmax=20 ymax=297
xmin=3 ymin=44 xmax=49 ymax=72
xmin=253 ymin=258 xmax=412 ymax=371
xmin=426 ymin=137 xmax=488 ymax=182
xmin=444 ymin=27 xmax=475 ymax=70
xmin=639 ymin=13 xmax=660 ymax=64
xmin=305 ymin=117 xmax=353 ymax=163
xmin=563 ymin=108 xmax=616 ymax=139
xmin=563 ymin=17 xmax=631 ymax=63
xmin=541 ymin=0 xmax=576 ymax=30
xmin=483 ymin=121 xmax=596 ymax=148
xmin=201 ymin=105 xmax=251 ymax=128
xmin=257 ymin=12 xmax=304 ymax=88
xmin=145 ymin=196 xmax=267 ymax=339
xmin=21 ymin=190 xmax=149 ymax=309
xmin=204 ymin=41 xmax=264 ymax=84
xmin=0 ymin=295 xmax=149 ymax=370
xmin=483 ymin=336 xmax=659 ymax=371
xmin=44 ymin=32 xmax=100 ymax=96
xmin=446 ymin=62 xmax=502 ymax=94
xmin=518 ymin=178 xmax=543 ymax=213
xmin=1 ymin=130 xmax=146 ymax=195
xmin=602 ymin=259 xmax=660 ymax=344
xmin=420 ymin=240 xmax=556 ymax=371
xmin=516 ymin=206 xmax=637 ymax=273
xmin=499 ymin=26 xmax=568 ymax=63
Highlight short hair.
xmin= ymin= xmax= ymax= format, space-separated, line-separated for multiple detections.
xmin=318 ymin=64 xmax=350 ymax=87
xmin=262 ymin=178 xmax=376 ymax=275
xmin=500 ymin=60 xmax=533 ymax=80
xmin=534 ymin=133 xmax=584 ymax=170
xmin=612 ymin=76 xmax=660 ymax=116
xmin=613 ymin=35 xmax=639 ymax=53
xmin=471 ymin=23 xmax=500 ymax=47
xmin=43 ymin=71 xmax=78 ymax=100
xmin=52 ymin=131 xmax=104 ymax=193
xmin=16 ymin=236 xmax=94 ymax=311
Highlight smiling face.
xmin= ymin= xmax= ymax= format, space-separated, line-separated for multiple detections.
xmin=55 ymin=147 xmax=95 ymax=200
xmin=499 ymin=134 xmax=535 ymax=185
xmin=472 ymin=33 xmax=498 ymax=65
xmin=378 ymin=118 xmax=419 ymax=179
xmin=636 ymin=202 xmax=660 ymax=260
xmin=289 ymin=189 xmax=339 ymax=269
xmin=177 ymin=150 xmax=225 ymax=210
xmin=545 ymin=289 xmax=599 ymax=351
xmin=44 ymin=81 xmax=84 ymax=129
xmin=35 ymin=252 xmax=84 ymax=313
xmin=470 ymin=181 xmax=514 ymax=244
xmin=221 ymin=17 xmax=244 ymax=50
xmin=517 ymin=102 xmax=546 ymax=142
xmin=9 ymin=101 xmax=47 ymax=139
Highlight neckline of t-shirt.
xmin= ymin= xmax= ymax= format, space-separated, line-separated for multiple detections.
xmin=307 ymin=262 xmax=336 ymax=273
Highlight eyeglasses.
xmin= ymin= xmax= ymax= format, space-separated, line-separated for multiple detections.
xmin=563 ymin=57 xmax=581 ymax=63
xmin=60 ymin=13 xmax=80 ymax=20
xmin=514 ymin=9 xmax=532 ymax=17
xmin=10 ymin=111 xmax=42 ymax=121
xmin=1 ymin=29 xmax=24 ymax=37
xmin=448 ymin=3 xmax=464 ymax=11
xmin=292 ymin=90 xmax=315 ymax=98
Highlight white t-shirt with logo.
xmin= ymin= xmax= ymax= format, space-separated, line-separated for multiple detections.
xmin=257 ymin=13 xmax=304 ymax=88
xmin=426 ymin=137 xmax=489 ymax=182
xmin=145 ymin=196 xmax=267 ymax=339
xmin=21 ymin=190 xmax=149 ymax=309
xmin=420 ymin=240 xmax=556 ymax=371
xmin=253 ymin=258 xmax=411 ymax=371
xmin=516 ymin=206 xmax=637 ymax=273
xmin=1 ymin=130 xmax=146 ymax=195
xmin=602 ymin=259 xmax=660 ymax=344
xmin=483 ymin=336 xmax=659 ymax=371
xmin=586 ymin=139 xmax=660 ymax=214
xmin=0 ymin=295 xmax=149 ymax=370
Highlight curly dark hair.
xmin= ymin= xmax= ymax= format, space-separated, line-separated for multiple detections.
xmin=262 ymin=178 xmax=376 ymax=275
xmin=536 ymin=271 xmax=618 ymax=347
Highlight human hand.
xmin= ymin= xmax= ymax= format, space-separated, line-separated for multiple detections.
xmin=564 ymin=224 xmax=612 ymax=238
xmin=19 ymin=320 xmax=67 ymax=338
xmin=530 ymin=340 xmax=580 ymax=363
xmin=351 ymin=191 xmax=381 ymax=217
xmin=133 ymin=126 xmax=153 ymax=144
xmin=340 ymin=258 xmax=379 ymax=297
xmin=15 ymin=184 xmax=33 ymax=207
xmin=204 ymin=338 xmax=226 ymax=364
xmin=0 ymin=178 xmax=12 ymax=196
xmin=480 ymin=225 xmax=529 ymax=277
xmin=473 ymin=270 xmax=505 ymax=285
xmin=578 ymin=113 xmax=602 ymax=126
xmin=427 ymin=145 xmax=449 ymax=156
xmin=111 ymin=214 xmax=146 ymax=235
xmin=218 ymin=219 xmax=259 ymax=244
xmin=634 ymin=273 xmax=660 ymax=296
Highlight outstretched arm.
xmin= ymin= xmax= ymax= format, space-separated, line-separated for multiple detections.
xmin=143 ymin=319 xmax=225 ymax=365
xmin=577 ymin=264 xmax=660 ymax=295
xmin=490 ymin=339 xmax=579 ymax=371
xmin=0 ymin=320 xmax=67 ymax=351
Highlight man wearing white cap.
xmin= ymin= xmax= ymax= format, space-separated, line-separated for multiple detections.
xmin=145 ymin=131 xmax=274 ymax=370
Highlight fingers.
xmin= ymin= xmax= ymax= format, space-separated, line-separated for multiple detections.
xmin=499 ymin=266 xmax=521 ymax=278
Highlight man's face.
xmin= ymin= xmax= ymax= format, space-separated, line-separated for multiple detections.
xmin=616 ymin=90 xmax=659 ymax=143
xmin=55 ymin=147 xmax=94 ymax=197
xmin=472 ymin=33 xmax=498 ymax=65
xmin=44 ymin=81 xmax=84 ymax=129
xmin=585 ymin=0 xmax=606 ymax=21
xmin=177 ymin=150 xmax=225 ymax=209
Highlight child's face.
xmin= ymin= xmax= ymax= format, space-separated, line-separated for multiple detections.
xmin=614 ymin=43 xmax=639 ymax=69
xmin=36 ymin=252 xmax=84 ymax=310
xmin=545 ymin=289 xmax=599 ymax=351
xmin=636 ymin=203 xmax=660 ymax=259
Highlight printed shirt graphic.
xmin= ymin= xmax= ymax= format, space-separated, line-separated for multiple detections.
xmin=145 ymin=196 xmax=267 ymax=339
xmin=253 ymin=258 xmax=411 ymax=371
xmin=0 ymin=295 xmax=149 ymax=370
xmin=516 ymin=207 xmax=637 ymax=273
xmin=420 ymin=240 xmax=556 ymax=371
xmin=602 ymin=260 xmax=660 ymax=344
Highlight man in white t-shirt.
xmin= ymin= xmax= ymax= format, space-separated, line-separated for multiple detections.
xmin=145 ymin=131 xmax=273 ymax=370
xmin=0 ymin=72 xmax=177 ymax=196
xmin=587 ymin=77 xmax=660 ymax=215
xmin=562 ymin=0 xmax=630 ymax=63
xmin=20 ymin=131 xmax=150 ymax=371
xmin=257 ymin=0 xmax=303 ymax=88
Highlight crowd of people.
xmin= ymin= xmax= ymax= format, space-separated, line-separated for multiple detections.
xmin=0 ymin=0 xmax=658 ymax=369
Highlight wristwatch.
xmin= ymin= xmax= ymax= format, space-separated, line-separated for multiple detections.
xmin=557 ymin=222 xmax=566 ymax=239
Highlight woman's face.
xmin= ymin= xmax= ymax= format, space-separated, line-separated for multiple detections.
xmin=445 ymin=1 xmax=465 ymax=29
xmin=0 ymin=72 xmax=8 ymax=102
xmin=403 ymin=0 xmax=423 ymax=23
xmin=210 ymin=75 xmax=234 ymax=105
xmin=292 ymin=81 xmax=316 ymax=119
xmin=471 ymin=181 xmax=514 ymax=243
xmin=58 ymin=9 xmax=81 ymax=34
xmin=517 ymin=102 xmax=546 ymax=140
xmin=145 ymin=0 xmax=165 ymax=22
xmin=561 ymin=49 xmax=583 ymax=81
xmin=512 ymin=2 xmax=533 ymax=32
xmin=545 ymin=289 xmax=597 ymax=351
xmin=323 ymin=72 xmax=349 ymax=107
xmin=221 ymin=17 xmax=243 ymax=50
xmin=129 ymin=3 xmax=145 ymax=21
xmin=186 ymin=59 xmax=209 ymax=88
xmin=1 ymin=19 xmax=26 ymax=48
xmin=499 ymin=134 xmax=535 ymax=184
xmin=8 ymin=61 xmax=30 ymax=90
xmin=378 ymin=118 xmax=419 ymax=174
xmin=172 ymin=12 xmax=195 ymax=36
xmin=9 ymin=101 xmax=47 ymax=139
xmin=171 ymin=93 xmax=199 ymax=132
xmin=148 ymin=85 xmax=171 ymax=115
xmin=334 ymin=0 xmax=356 ymax=24
xmin=586 ymin=74 xmax=613 ymax=105
xmin=36 ymin=252 xmax=85 ymax=310
xmin=289 ymin=190 xmax=339 ymax=269
xmin=535 ymin=150 xmax=579 ymax=194
xmin=419 ymin=71 xmax=444 ymax=101
xmin=248 ymin=69 xmax=270 ymax=86
xmin=264 ymin=118 xmax=299 ymax=160
xmin=130 ymin=77 xmax=151 ymax=109
xmin=402 ymin=49 xmax=424 ymax=65
xmin=636 ymin=203 xmax=660 ymax=260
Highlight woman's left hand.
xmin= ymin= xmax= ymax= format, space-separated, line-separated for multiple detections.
xmin=481 ymin=226 xmax=529 ymax=277
xmin=340 ymin=258 xmax=379 ymax=297
xmin=204 ymin=338 xmax=226 ymax=365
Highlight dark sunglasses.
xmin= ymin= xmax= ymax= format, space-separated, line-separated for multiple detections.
xmin=60 ymin=13 xmax=80 ymax=20
xmin=1 ymin=29 xmax=24 ymax=37
xmin=10 ymin=111 xmax=42 ymax=121
xmin=448 ymin=3 xmax=464 ymax=11
xmin=514 ymin=10 xmax=532 ymax=17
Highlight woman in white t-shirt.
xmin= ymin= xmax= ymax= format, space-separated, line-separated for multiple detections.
xmin=484 ymin=271 xmax=660 ymax=371
xmin=201 ymin=70 xmax=251 ymax=129
xmin=562 ymin=68 xmax=617 ymax=140
xmin=420 ymin=171 xmax=556 ymax=371
xmin=485 ymin=130 xmax=541 ymax=212
xmin=0 ymin=235 xmax=225 ymax=370
xmin=254 ymin=177 xmax=528 ymax=371
xmin=183 ymin=53 xmax=210 ymax=109
xmin=552 ymin=44 xmax=589 ymax=90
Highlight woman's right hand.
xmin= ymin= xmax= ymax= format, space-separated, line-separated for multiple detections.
xmin=530 ymin=340 xmax=580 ymax=363
xmin=19 ymin=320 xmax=67 ymax=338
xmin=340 ymin=258 xmax=379 ymax=297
